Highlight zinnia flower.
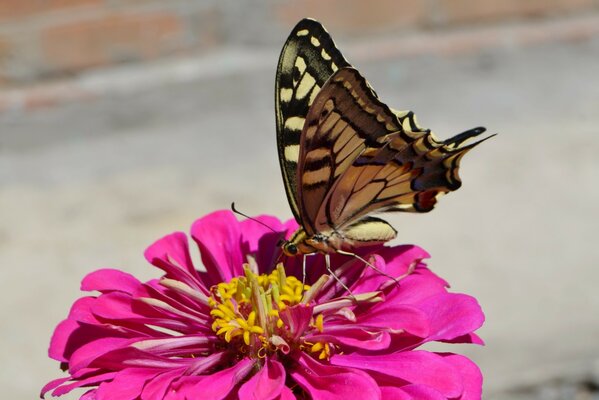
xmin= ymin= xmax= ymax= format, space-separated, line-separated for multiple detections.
xmin=43 ymin=210 xmax=485 ymax=399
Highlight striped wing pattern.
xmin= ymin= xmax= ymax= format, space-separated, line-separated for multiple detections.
xmin=276 ymin=18 xmax=489 ymax=253
xmin=275 ymin=18 xmax=350 ymax=222
xmin=295 ymin=68 xmax=487 ymax=235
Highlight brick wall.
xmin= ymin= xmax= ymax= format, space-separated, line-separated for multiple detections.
xmin=0 ymin=0 xmax=597 ymax=85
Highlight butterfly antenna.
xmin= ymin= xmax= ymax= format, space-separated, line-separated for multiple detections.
xmin=230 ymin=202 xmax=281 ymax=235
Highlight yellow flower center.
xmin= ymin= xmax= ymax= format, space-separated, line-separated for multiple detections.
xmin=208 ymin=263 xmax=332 ymax=360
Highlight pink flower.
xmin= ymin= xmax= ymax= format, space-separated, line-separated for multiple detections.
xmin=43 ymin=210 xmax=485 ymax=400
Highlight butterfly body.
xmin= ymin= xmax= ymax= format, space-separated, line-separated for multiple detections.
xmin=276 ymin=19 xmax=490 ymax=258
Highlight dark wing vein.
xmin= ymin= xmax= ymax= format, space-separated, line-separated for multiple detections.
xmin=275 ymin=18 xmax=351 ymax=222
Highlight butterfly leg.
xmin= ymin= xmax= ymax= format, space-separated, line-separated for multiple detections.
xmin=336 ymin=250 xmax=400 ymax=288
xmin=324 ymin=253 xmax=354 ymax=297
xmin=302 ymin=254 xmax=308 ymax=286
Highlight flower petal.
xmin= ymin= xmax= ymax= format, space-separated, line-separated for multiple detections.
xmin=141 ymin=368 xmax=187 ymax=400
xmin=81 ymin=269 xmax=141 ymax=294
xmin=96 ymin=368 xmax=161 ymax=400
xmin=440 ymin=353 xmax=483 ymax=400
xmin=398 ymin=384 xmax=446 ymax=400
xmin=191 ymin=210 xmax=244 ymax=285
xmin=280 ymin=304 xmax=313 ymax=341
xmin=331 ymin=351 xmax=462 ymax=398
xmin=291 ymin=353 xmax=381 ymax=400
xmin=357 ymin=303 xmax=430 ymax=337
xmin=176 ymin=358 xmax=254 ymax=400
xmin=145 ymin=232 xmax=205 ymax=292
xmin=238 ymin=359 xmax=286 ymax=400
xmin=418 ymin=293 xmax=485 ymax=342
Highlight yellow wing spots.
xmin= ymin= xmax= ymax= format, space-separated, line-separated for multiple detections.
xmin=280 ymin=88 xmax=293 ymax=103
xmin=294 ymin=57 xmax=307 ymax=75
xmin=331 ymin=62 xmax=338 ymax=72
xmin=303 ymin=166 xmax=332 ymax=186
xmin=308 ymin=84 xmax=320 ymax=106
xmin=310 ymin=36 xmax=321 ymax=47
xmin=385 ymin=122 xmax=397 ymax=131
xmin=284 ymin=145 xmax=300 ymax=162
xmin=392 ymin=108 xmax=409 ymax=118
xmin=297 ymin=29 xmax=309 ymax=37
xmin=305 ymin=148 xmax=330 ymax=163
xmin=401 ymin=117 xmax=413 ymax=133
xmin=321 ymin=49 xmax=331 ymax=60
xmin=376 ymin=114 xmax=387 ymax=123
xmin=364 ymin=106 xmax=376 ymax=114
xmin=411 ymin=137 xmax=427 ymax=154
xmin=284 ymin=116 xmax=305 ymax=132
xmin=295 ymin=73 xmax=316 ymax=100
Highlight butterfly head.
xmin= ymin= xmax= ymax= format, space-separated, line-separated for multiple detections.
xmin=279 ymin=228 xmax=313 ymax=257
xmin=280 ymin=241 xmax=299 ymax=257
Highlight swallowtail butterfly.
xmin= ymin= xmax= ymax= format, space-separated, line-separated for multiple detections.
xmin=276 ymin=18 xmax=490 ymax=259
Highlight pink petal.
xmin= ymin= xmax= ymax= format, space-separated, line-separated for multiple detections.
xmin=144 ymin=232 xmax=205 ymax=292
xmin=331 ymin=351 xmax=462 ymax=398
xmin=181 ymin=358 xmax=254 ymax=400
xmin=398 ymin=384 xmax=446 ymax=400
xmin=440 ymin=354 xmax=483 ymax=400
xmin=308 ymin=327 xmax=390 ymax=351
xmin=50 ymin=371 xmax=118 ymax=397
xmin=357 ymin=303 xmax=430 ymax=337
xmin=379 ymin=386 xmax=412 ymax=400
xmin=81 ymin=269 xmax=141 ymax=294
xmin=69 ymin=337 xmax=134 ymax=372
xmin=277 ymin=385 xmax=296 ymax=400
xmin=238 ymin=359 xmax=286 ymax=400
xmin=279 ymin=304 xmax=313 ymax=341
xmin=291 ymin=353 xmax=381 ymax=400
xmin=240 ymin=215 xmax=291 ymax=273
xmin=96 ymin=368 xmax=160 ymax=400
xmin=442 ymin=332 xmax=485 ymax=345
xmin=418 ymin=293 xmax=485 ymax=342
xmin=41 ymin=377 xmax=70 ymax=397
xmin=141 ymin=368 xmax=187 ymax=400
xmin=385 ymin=273 xmax=448 ymax=305
xmin=378 ymin=245 xmax=430 ymax=278
xmin=191 ymin=210 xmax=244 ymax=285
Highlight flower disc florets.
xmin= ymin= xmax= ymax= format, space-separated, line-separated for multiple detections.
xmin=209 ymin=264 xmax=341 ymax=361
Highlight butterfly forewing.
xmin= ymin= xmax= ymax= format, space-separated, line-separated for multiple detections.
xmin=275 ymin=18 xmax=351 ymax=222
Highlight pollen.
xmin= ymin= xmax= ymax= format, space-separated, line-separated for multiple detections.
xmin=209 ymin=263 xmax=323 ymax=358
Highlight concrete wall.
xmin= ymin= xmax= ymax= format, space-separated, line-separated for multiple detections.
xmin=1 ymin=0 xmax=597 ymax=84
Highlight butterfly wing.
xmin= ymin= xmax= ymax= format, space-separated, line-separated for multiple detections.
xmin=275 ymin=18 xmax=350 ymax=222
xmin=294 ymin=67 xmax=488 ymax=237
xmin=296 ymin=67 xmax=406 ymax=234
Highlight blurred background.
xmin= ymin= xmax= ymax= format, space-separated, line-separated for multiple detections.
xmin=1 ymin=1 xmax=598 ymax=399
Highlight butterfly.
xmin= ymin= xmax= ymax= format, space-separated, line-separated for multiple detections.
xmin=275 ymin=18 xmax=490 ymax=261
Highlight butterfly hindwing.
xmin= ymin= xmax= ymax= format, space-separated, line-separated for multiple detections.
xmin=275 ymin=18 xmax=351 ymax=222
xmin=296 ymin=67 xmax=405 ymax=234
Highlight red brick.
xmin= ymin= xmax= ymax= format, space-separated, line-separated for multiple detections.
xmin=438 ymin=0 xmax=595 ymax=25
xmin=41 ymin=12 xmax=185 ymax=74
xmin=0 ymin=0 xmax=102 ymax=22
xmin=275 ymin=0 xmax=427 ymax=35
